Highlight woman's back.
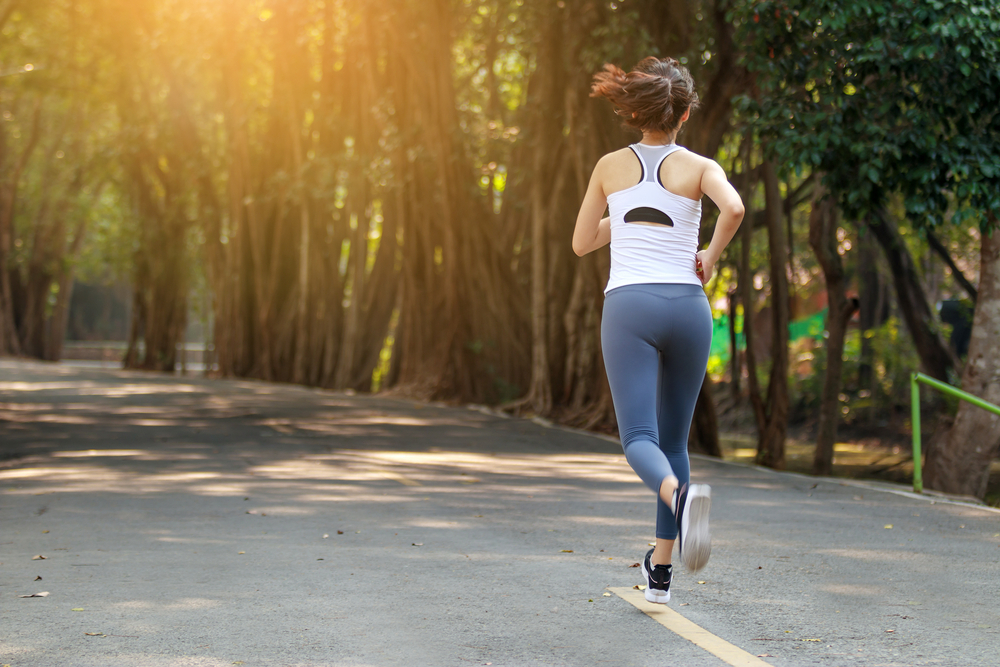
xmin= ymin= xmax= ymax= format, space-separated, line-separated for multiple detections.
xmin=602 ymin=143 xmax=707 ymax=293
xmin=600 ymin=144 xmax=708 ymax=202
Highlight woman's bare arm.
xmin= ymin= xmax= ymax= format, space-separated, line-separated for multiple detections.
xmin=572 ymin=159 xmax=611 ymax=256
xmin=696 ymin=160 xmax=745 ymax=283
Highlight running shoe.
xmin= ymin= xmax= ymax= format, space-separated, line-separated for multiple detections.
xmin=641 ymin=548 xmax=672 ymax=604
xmin=675 ymin=483 xmax=712 ymax=572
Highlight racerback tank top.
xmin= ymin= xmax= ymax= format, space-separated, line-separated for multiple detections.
xmin=605 ymin=143 xmax=703 ymax=294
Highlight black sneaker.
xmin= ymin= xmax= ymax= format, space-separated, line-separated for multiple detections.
xmin=674 ymin=483 xmax=712 ymax=572
xmin=641 ymin=548 xmax=672 ymax=604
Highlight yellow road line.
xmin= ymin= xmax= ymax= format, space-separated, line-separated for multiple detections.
xmin=382 ymin=471 xmax=422 ymax=486
xmin=608 ymin=587 xmax=773 ymax=667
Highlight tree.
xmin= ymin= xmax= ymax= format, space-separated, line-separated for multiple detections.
xmin=738 ymin=0 xmax=1000 ymax=490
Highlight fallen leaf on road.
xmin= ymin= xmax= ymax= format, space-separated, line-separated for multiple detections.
xmin=412 ymin=543 xmax=423 ymax=547
xmin=18 ymin=592 xmax=49 ymax=598
xmin=238 ymin=551 xmax=245 ymax=555
xmin=34 ymin=576 xmax=42 ymax=581
xmin=884 ymin=524 xmax=893 ymax=529
xmin=337 ymin=530 xmax=344 ymax=534
xmin=84 ymin=633 xmax=105 ymax=637
xmin=629 ymin=562 xmax=640 ymax=568
xmin=32 ymin=555 xmax=46 ymax=560
xmin=71 ymin=608 xmax=84 ymax=612
xmin=42 ymin=530 xmax=49 ymax=534
xmin=560 ymin=550 xmax=573 ymax=553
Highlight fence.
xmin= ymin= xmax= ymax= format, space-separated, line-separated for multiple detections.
xmin=910 ymin=372 xmax=1000 ymax=493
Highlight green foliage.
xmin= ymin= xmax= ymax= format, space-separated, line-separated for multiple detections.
xmin=736 ymin=0 xmax=1000 ymax=227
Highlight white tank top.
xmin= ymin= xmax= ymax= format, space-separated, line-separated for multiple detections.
xmin=605 ymin=143 xmax=703 ymax=294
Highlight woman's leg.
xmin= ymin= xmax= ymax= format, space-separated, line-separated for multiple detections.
xmin=601 ymin=289 xmax=677 ymax=504
xmin=654 ymin=292 xmax=713 ymax=561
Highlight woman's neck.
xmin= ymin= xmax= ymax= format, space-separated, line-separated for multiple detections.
xmin=640 ymin=131 xmax=676 ymax=146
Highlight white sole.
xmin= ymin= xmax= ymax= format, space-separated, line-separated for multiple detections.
xmin=681 ymin=484 xmax=712 ymax=572
xmin=640 ymin=558 xmax=671 ymax=604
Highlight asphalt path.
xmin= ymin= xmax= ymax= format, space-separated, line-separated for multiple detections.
xmin=2 ymin=359 xmax=999 ymax=667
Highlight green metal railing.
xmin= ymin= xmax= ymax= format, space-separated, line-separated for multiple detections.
xmin=910 ymin=372 xmax=1000 ymax=493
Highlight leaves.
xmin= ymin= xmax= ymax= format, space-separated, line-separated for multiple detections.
xmin=737 ymin=0 xmax=1000 ymax=226
xmin=31 ymin=555 xmax=46 ymax=560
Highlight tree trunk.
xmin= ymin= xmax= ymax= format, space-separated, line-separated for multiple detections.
xmin=808 ymin=187 xmax=859 ymax=475
xmin=755 ymin=160 xmax=789 ymax=469
xmin=924 ymin=217 xmax=1000 ymax=498
xmin=728 ymin=288 xmax=741 ymax=398
xmin=866 ymin=207 xmax=957 ymax=382
xmin=0 ymin=101 xmax=42 ymax=356
xmin=689 ymin=373 xmax=722 ymax=457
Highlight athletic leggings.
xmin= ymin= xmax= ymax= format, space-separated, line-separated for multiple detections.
xmin=601 ymin=283 xmax=712 ymax=540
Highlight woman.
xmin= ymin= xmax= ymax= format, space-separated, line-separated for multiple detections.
xmin=572 ymin=57 xmax=744 ymax=605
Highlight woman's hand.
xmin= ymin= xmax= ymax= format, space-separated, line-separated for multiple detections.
xmin=696 ymin=250 xmax=714 ymax=285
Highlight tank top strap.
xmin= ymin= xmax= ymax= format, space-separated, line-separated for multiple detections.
xmin=627 ymin=144 xmax=650 ymax=183
xmin=632 ymin=143 xmax=685 ymax=184
xmin=652 ymin=145 xmax=686 ymax=188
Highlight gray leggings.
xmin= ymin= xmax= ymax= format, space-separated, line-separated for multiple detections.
xmin=601 ymin=283 xmax=712 ymax=540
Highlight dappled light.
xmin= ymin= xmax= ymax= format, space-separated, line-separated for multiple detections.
xmin=5 ymin=362 xmax=1000 ymax=666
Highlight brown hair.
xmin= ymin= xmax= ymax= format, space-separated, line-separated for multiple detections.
xmin=590 ymin=57 xmax=699 ymax=135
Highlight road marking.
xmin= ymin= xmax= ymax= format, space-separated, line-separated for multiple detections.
xmin=608 ymin=587 xmax=773 ymax=667
xmin=382 ymin=471 xmax=422 ymax=486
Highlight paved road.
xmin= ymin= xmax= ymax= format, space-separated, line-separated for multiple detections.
xmin=1 ymin=360 xmax=999 ymax=667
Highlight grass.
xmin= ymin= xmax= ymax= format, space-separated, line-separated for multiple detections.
xmin=718 ymin=433 xmax=1000 ymax=507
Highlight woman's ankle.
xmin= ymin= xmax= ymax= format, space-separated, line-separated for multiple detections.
xmin=659 ymin=475 xmax=679 ymax=510
xmin=651 ymin=539 xmax=674 ymax=567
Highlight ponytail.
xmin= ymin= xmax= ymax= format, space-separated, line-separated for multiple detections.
xmin=590 ymin=57 xmax=698 ymax=135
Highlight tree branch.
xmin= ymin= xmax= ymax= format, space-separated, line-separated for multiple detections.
xmin=927 ymin=229 xmax=978 ymax=303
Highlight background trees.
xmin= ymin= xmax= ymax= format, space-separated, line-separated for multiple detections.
xmin=1 ymin=0 xmax=997 ymax=499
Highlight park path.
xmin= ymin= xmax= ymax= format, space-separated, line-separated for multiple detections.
xmin=1 ymin=359 xmax=999 ymax=667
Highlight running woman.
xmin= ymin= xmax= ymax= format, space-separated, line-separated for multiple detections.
xmin=572 ymin=57 xmax=744 ymax=605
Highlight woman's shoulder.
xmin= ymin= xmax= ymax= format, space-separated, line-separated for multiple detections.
xmin=673 ymin=145 xmax=716 ymax=167
xmin=596 ymin=147 xmax=639 ymax=169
